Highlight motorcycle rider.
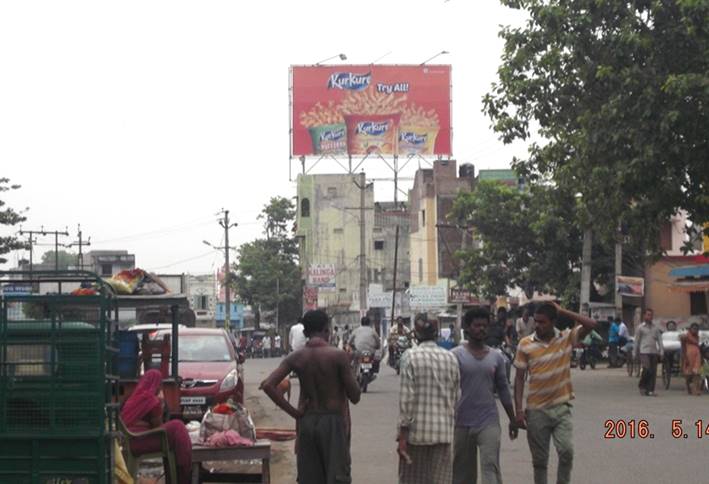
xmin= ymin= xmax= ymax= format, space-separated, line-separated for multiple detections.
xmin=486 ymin=307 xmax=512 ymax=348
xmin=349 ymin=316 xmax=382 ymax=371
xmin=388 ymin=317 xmax=414 ymax=367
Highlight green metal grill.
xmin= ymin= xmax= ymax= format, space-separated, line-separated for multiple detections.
xmin=0 ymin=271 xmax=117 ymax=484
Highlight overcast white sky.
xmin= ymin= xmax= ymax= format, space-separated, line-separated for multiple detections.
xmin=0 ymin=0 xmax=528 ymax=274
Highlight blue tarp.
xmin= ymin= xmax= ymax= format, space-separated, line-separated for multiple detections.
xmin=669 ymin=264 xmax=709 ymax=278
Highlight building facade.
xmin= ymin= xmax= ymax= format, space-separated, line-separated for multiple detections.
xmin=408 ymin=160 xmax=474 ymax=289
xmin=296 ymin=173 xmax=411 ymax=328
xmin=85 ymin=250 xmax=135 ymax=277
xmin=645 ymin=212 xmax=708 ymax=328
xmin=185 ymin=273 xmax=217 ymax=327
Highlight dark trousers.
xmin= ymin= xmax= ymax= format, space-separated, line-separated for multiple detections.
xmin=297 ymin=412 xmax=351 ymax=484
xmin=639 ymin=354 xmax=658 ymax=393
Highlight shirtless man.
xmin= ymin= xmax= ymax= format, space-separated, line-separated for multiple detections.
xmin=260 ymin=309 xmax=361 ymax=484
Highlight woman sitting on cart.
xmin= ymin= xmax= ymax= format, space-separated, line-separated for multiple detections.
xmin=680 ymin=323 xmax=702 ymax=396
xmin=121 ymin=369 xmax=192 ymax=483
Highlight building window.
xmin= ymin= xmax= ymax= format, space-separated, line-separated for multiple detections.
xmin=101 ymin=263 xmax=113 ymax=276
xmin=194 ymin=295 xmax=208 ymax=310
xmin=690 ymin=291 xmax=708 ymax=315
xmin=339 ymin=288 xmax=347 ymax=293
xmin=373 ymin=227 xmax=383 ymax=233
xmin=418 ymin=258 xmax=423 ymax=283
xmin=374 ymin=240 xmax=384 ymax=250
xmin=301 ymin=198 xmax=310 ymax=218
xmin=334 ymin=228 xmax=344 ymax=234
xmin=327 ymin=187 xmax=338 ymax=198
xmin=421 ymin=209 xmax=426 ymax=227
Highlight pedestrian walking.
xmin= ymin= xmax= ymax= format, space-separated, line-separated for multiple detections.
xmin=289 ymin=318 xmax=307 ymax=353
xmin=607 ymin=317 xmax=620 ymax=367
xmin=452 ymin=307 xmax=517 ymax=484
xmin=680 ymin=322 xmax=702 ymax=396
xmin=515 ymin=307 xmax=535 ymax=340
xmin=634 ymin=308 xmax=664 ymax=397
xmin=260 ymin=309 xmax=360 ymax=484
xmin=263 ymin=334 xmax=272 ymax=358
xmin=513 ymin=302 xmax=598 ymax=484
xmin=274 ymin=334 xmax=282 ymax=356
xmin=397 ymin=316 xmax=460 ymax=484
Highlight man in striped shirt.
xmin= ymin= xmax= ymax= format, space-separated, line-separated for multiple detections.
xmin=513 ymin=302 xmax=597 ymax=484
xmin=397 ymin=316 xmax=461 ymax=484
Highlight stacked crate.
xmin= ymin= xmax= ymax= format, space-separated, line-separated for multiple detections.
xmin=0 ymin=291 xmax=116 ymax=484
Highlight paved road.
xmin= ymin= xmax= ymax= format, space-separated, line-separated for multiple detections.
xmin=246 ymin=356 xmax=709 ymax=484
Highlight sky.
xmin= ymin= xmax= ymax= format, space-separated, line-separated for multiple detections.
xmin=0 ymin=0 xmax=528 ymax=274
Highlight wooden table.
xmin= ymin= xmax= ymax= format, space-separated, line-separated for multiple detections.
xmin=191 ymin=440 xmax=271 ymax=484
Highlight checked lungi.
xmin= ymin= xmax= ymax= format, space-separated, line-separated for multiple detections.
xmin=399 ymin=443 xmax=453 ymax=484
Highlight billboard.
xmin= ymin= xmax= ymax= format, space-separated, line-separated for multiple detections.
xmin=291 ymin=65 xmax=452 ymax=157
xmin=307 ymin=264 xmax=336 ymax=292
xmin=409 ymin=285 xmax=448 ymax=308
xmin=616 ymin=276 xmax=644 ymax=297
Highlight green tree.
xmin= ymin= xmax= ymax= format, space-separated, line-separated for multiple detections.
xmin=0 ymin=178 xmax=27 ymax=265
xmin=40 ymin=250 xmax=78 ymax=270
xmin=452 ymin=181 xmax=584 ymax=304
xmin=484 ymin=1 xmax=709 ymax=253
xmin=232 ymin=197 xmax=301 ymax=326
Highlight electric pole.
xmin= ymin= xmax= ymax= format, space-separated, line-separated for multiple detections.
xmin=205 ymin=211 xmax=238 ymax=332
xmin=18 ymin=232 xmax=38 ymax=271
xmin=19 ymin=228 xmax=69 ymax=271
xmin=65 ymin=225 xmax=91 ymax=270
xmin=220 ymin=211 xmax=238 ymax=332
xmin=390 ymin=224 xmax=400 ymax=327
xmin=580 ymin=228 xmax=592 ymax=316
xmin=354 ymin=172 xmax=368 ymax=318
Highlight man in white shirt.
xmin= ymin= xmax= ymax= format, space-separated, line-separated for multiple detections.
xmin=516 ymin=307 xmax=535 ymax=340
xmin=289 ymin=319 xmax=307 ymax=353
xmin=617 ymin=317 xmax=629 ymax=347
xmin=274 ymin=334 xmax=282 ymax=356
xmin=262 ymin=335 xmax=272 ymax=358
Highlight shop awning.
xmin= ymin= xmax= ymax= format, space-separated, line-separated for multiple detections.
xmin=669 ymin=280 xmax=709 ymax=293
xmin=669 ymin=264 xmax=709 ymax=278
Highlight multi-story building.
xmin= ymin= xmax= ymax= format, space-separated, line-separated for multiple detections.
xmin=84 ymin=250 xmax=135 ymax=277
xmin=296 ymin=173 xmax=411 ymax=328
xmin=408 ymin=160 xmax=474 ymax=290
xmin=186 ymin=273 xmax=217 ymax=327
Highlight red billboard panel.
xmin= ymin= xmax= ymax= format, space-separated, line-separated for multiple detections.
xmin=291 ymin=65 xmax=451 ymax=157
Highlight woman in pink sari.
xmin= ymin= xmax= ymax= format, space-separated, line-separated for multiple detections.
xmin=121 ymin=370 xmax=192 ymax=484
xmin=680 ymin=323 xmax=702 ymax=396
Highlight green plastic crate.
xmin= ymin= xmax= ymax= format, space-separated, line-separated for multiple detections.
xmin=0 ymin=436 xmax=112 ymax=484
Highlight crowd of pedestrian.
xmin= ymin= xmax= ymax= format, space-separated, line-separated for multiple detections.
xmin=259 ymin=302 xmax=705 ymax=484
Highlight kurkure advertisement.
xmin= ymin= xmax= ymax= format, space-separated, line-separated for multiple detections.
xmin=291 ymin=65 xmax=452 ymax=157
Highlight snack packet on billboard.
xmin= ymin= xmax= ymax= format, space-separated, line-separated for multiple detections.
xmin=308 ymin=123 xmax=347 ymax=155
xmin=344 ymin=114 xmax=401 ymax=155
xmin=398 ymin=125 xmax=440 ymax=155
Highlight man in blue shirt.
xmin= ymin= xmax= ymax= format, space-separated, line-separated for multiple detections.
xmin=607 ymin=317 xmax=620 ymax=367
xmin=452 ymin=307 xmax=518 ymax=484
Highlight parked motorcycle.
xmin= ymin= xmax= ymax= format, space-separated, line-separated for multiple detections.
xmin=391 ymin=336 xmax=412 ymax=375
xmin=355 ymin=351 xmax=378 ymax=393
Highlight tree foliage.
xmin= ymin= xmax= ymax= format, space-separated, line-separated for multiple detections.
xmin=0 ymin=178 xmax=27 ymax=265
xmin=232 ymin=197 xmax=301 ymax=325
xmin=452 ymin=181 xmax=584 ymax=304
xmin=485 ymin=0 xmax=709 ymax=252
xmin=40 ymin=250 xmax=78 ymax=270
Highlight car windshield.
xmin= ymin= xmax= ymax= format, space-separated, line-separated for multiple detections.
xmin=178 ymin=334 xmax=233 ymax=362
